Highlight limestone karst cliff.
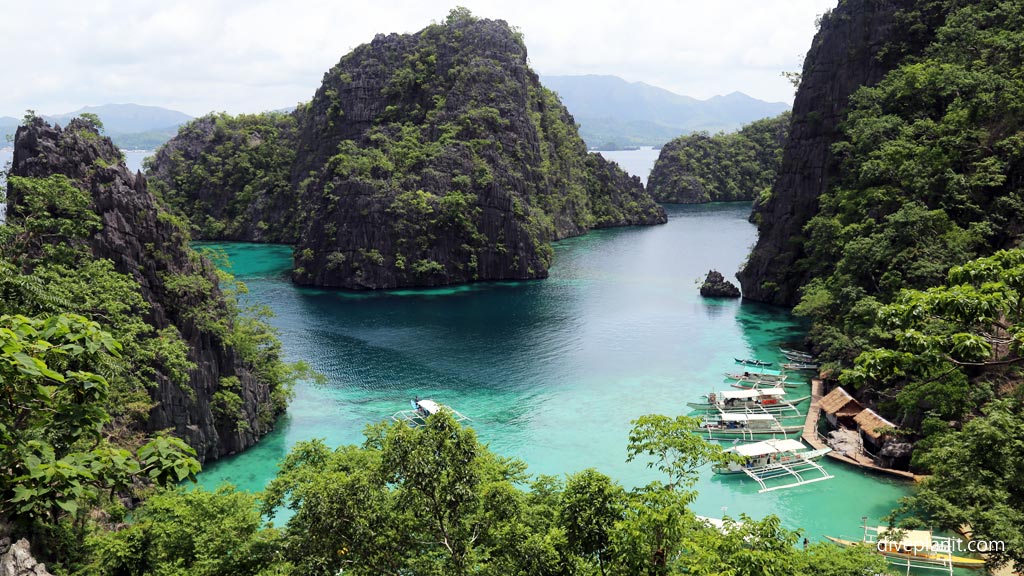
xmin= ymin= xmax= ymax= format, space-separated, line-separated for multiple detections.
xmin=148 ymin=11 xmax=666 ymax=290
xmin=7 ymin=118 xmax=291 ymax=462
xmin=737 ymin=0 xmax=923 ymax=305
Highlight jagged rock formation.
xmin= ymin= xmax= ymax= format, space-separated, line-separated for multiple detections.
xmin=0 ymin=538 xmax=52 ymax=576
xmin=738 ymin=0 xmax=923 ymax=305
xmin=148 ymin=11 xmax=666 ymax=290
xmin=699 ymin=270 xmax=741 ymax=298
xmin=648 ymin=112 xmax=789 ymax=204
xmin=8 ymin=118 xmax=285 ymax=462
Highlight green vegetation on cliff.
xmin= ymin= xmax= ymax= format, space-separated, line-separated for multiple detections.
xmin=647 ymin=113 xmax=789 ymax=204
xmin=1 ymin=118 xmax=314 ymax=567
xmin=147 ymin=112 xmax=298 ymax=242
xmin=148 ymin=9 xmax=666 ymax=290
xmin=735 ymin=0 xmax=1024 ymax=563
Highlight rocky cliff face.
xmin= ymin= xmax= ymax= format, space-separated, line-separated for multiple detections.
xmin=737 ymin=0 xmax=924 ymax=305
xmin=648 ymin=112 xmax=789 ymax=204
xmin=149 ymin=11 xmax=665 ymax=290
xmin=0 ymin=538 xmax=52 ymax=576
xmin=9 ymin=118 xmax=282 ymax=462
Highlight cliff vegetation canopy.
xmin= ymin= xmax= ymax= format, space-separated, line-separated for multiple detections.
xmin=647 ymin=112 xmax=789 ymax=205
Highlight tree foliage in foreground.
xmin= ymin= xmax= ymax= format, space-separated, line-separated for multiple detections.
xmin=75 ymin=412 xmax=890 ymax=576
xmin=892 ymin=399 xmax=1024 ymax=568
xmin=0 ymin=313 xmax=199 ymax=567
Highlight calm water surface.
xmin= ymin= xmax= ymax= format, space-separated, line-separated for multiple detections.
xmin=597 ymin=146 xmax=661 ymax=184
xmin=196 ymin=202 xmax=911 ymax=543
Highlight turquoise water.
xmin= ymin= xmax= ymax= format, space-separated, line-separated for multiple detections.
xmin=196 ymin=203 xmax=911 ymax=544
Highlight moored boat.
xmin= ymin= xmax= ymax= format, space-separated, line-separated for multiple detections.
xmin=731 ymin=380 xmax=801 ymax=390
xmin=713 ymin=438 xmax=833 ymax=492
xmin=725 ymin=371 xmax=787 ymax=382
xmin=825 ymin=522 xmax=986 ymax=571
xmin=780 ymin=347 xmax=815 ymax=361
xmin=687 ymin=388 xmax=809 ymax=415
xmin=734 ymin=358 xmax=773 ymax=367
xmin=781 ymin=362 xmax=819 ymax=371
xmin=392 ymin=398 xmax=470 ymax=427
xmin=693 ymin=413 xmax=802 ymax=440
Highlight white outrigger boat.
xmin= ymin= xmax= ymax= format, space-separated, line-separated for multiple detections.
xmin=693 ymin=413 xmax=803 ymax=440
xmin=391 ymin=398 xmax=470 ymax=428
xmin=781 ymin=362 xmax=819 ymax=371
xmin=714 ymin=438 xmax=833 ymax=492
xmin=687 ymin=388 xmax=810 ymax=416
xmin=724 ymin=371 xmax=787 ymax=383
xmin=730 ymin=379 xmax=801 ymax=390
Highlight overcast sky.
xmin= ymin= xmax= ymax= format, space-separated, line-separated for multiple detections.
xmin=1 ymin=0 xmax=837 ymax=118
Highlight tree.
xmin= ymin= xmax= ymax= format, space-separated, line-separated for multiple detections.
xmin=626 ymin=414 xmax=732 ymax=492
xmin=892 ymin=400 xmax=1024 ymax=568
xmin=77 ymin=113 xmax=104 ymax=133
xmin=83 ymin=486 xmax=285 ymax=576
xmin=0 ymin=313 xmax=199 ymax=532
xmin=560 ymin=469 xmax=623 ymax=574
xmin=615 ymin=415 xmax=736 ymax=575
xmin=842 ymin=249 xmax=1024 ymax=424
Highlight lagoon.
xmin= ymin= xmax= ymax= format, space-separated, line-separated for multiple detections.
xmin=196 ymin=202 xmax=911 ymax=543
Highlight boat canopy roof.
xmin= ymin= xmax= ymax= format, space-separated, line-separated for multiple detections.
xmin=732 ymin=438 xmax=806 ymax=457
xmin=877 ymin=528 xmax=933 ymax=550
xmin=720 ymin=387 xmax=786 ymax=400
xmin=719 ymin=413 xmax=776 ymax=422
xmin=416 ymin=399 xmax=441 ymax=415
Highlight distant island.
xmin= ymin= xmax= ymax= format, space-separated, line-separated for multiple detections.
xmin=540 ymin=74 xmax=789 ymax=149
xmin=1 ymin=103 xmax=193 ymax=149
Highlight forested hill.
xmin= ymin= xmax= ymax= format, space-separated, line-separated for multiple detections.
xmin=147 ymin=9 xmax=666 ymax=290
xmin=647 ymin=112 xmax=789 ymax=204
xmin=734 ymin=0 xmax=1024 ymax=563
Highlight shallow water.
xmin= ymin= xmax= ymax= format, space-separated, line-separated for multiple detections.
xmin=196 ymin=203 xmax=911 ymax=544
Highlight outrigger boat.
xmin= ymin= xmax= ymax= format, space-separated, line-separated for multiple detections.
xmin=725 ymin=371 xmax=787 ymax=383
xmin=780 ymin=347 xmax=815 ymax=361
xmin=731 ymin=380 xmax=801 ymax=390
xmin=391 ymin=398 xmax=470 ymax=428
xmin=693 ymin=413 xmax=802 ymax=440
xmin=687 ymin=388 xmax=810 ymax=416
xmin=781 ymin=362 xmax=819 ymax=371
xmin=714 ymin=438 xmax=833 ymax=492
xmin=825 ymin=521 xmax=985 ymax=572
xmin=734 ymin=358 xmax=773 ymax=367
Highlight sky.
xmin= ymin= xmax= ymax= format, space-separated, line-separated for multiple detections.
xmin=1 ymin=0 xmax=837 ymax=118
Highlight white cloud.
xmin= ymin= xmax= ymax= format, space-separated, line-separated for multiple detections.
xmin=1 ymin=0 xmax=836 ymax=117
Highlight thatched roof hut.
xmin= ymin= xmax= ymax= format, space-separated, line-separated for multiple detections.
xmin=820 ymin=387 xmax=863 ymax=417
xmin=854 ymin=408 xmax=897 ymax=448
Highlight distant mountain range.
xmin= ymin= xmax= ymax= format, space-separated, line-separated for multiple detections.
xmin=0 ymin=79 xmax=786 ymax=153
xmin=540 ymin=75 xmax=790 ymax=149
xmin=1 ymin=104 xmax=193 ymax=150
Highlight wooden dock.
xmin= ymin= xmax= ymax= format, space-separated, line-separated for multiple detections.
xmin=802 ymin=379 xmax=917 ymax=481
